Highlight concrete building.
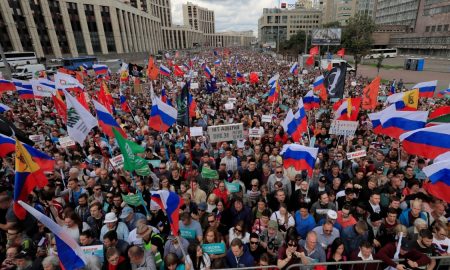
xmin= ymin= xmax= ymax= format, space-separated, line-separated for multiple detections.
xmin=388 ymin=0 xmax=450 ymax=56
xmin=321 ymin=0 xmax=357 ymax=26
xmin=0 ymin=0 xmax=164 ymax=58
xmin=375 ymin=0 xmax=420 ymax=29
xmin=183 ymin=1 xmax=215 ymax=34
xmin=258 ymin=7 xmax=322 ymax=46
xmin=357 ymin=0 xmax=377 ymax=19
xmin=206 ymin=31 xmax=255 ymax=48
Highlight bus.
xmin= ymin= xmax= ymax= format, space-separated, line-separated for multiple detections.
xmin=0 ymin=51 xmax=38 ymax=68
xmin=62 ymin=56 xmax=97 ymax=71
xmin=364 ymin=48 xmax=398 ymax=59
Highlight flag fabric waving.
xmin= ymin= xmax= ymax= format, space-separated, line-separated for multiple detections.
xmin=151 ymin=190 xmax=184 ymax=236
xmin=63 ymin=89 xmax=98 ymax=145
xmin=55 ymin=72 xmax=84 ymax=91
xmin=267 ymin=80 xmax=280 ymax=103
xmin=423 ymin=159 xmax=450 ymax=186
xmin=399 ymin=123 xmax=450 ymax=159
xmin=362 ymin=76 xmax=381 ymax=111
xmin=379 ymin=110 xmax=428 ymax=139
xmin=324 ymin=63 xmax=347 ymax=99
xmin=0 ymin=79 xmax=16 ymax=92
xmin=282 ymin=98 xmax=307 ymax=142
xmin=149 ymin=95 xmax=178 ymax=132
xmin=337 ymin=48 xmax=345 ymax=57
xmin=412 ymin=80 xmax=437 ymax=98
xmin=14 ymin=139 xmax=48 ymax=219
xmin=428 ymin=105 xmax=450 ymax=125
xmin=236 ymin=71 xmax=245 ymax=83
xmin=159 ymin=64 xmax=171 ymax=76
xmin=18 ymin=201 xmax=87 ymax=270
xmin=112 ymin=128 xmax=147 ymax=173
xmin=289 ymin=62 xmax=299 ymax=75
xmin=0 ymin=103 xmax=11 ymax=113
xmin=147 ymin=56 xmax=159 ymax=80
xmin=313 ymin=75 xmax=327 ymax=101
xmin=225 ymin=72 xmax=233 ymax=85
xmin=51 ymin=91 xmax=67 ymax=123
xmin=280 ymin=144 xmax=318 ymax=176
xmin=333 ymin=98 xmax=361 ymax=121
xmin=303 ymin=90 xmax=320 ymax=110
xmin=386 ymin=89 xmax=419 ymax=111
xmin=93 ymin=64 xmax=108 ymax=76
xmin=13 ymin=79 xmax=34 ymax=100
xmin=93 ymin=100 xmax=127 ymax=138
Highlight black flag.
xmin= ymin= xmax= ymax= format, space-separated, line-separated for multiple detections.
xmin=176 ymin=81 xmax=190 ymax=126
xmin=324 ymin=63 xmax=347 ymax=99
xmin=0 ymin=116 xmax=34 ymax=145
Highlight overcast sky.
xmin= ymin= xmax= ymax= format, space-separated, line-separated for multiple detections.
xmin=170 ymin=0 xmax=299 ymax=36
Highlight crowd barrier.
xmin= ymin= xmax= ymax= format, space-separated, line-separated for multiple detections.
xmin=215 ymin=255 xmax=450 ymax=270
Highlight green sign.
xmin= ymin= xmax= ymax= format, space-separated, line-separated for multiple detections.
xmin=202 ymin=243 xmax=226 ymax=254
xmin=148 ymin=159 xmax=161 ymax=168
xmin=180 ymin=228 xmax=196 ymax=239
xmin=279 ymin=104 xmax=289 ymax=111
xmin=225 ymin=182 xmax=240 ymax=193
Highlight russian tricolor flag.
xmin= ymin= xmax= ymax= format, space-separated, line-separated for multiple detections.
xmin=0 ymin=79 xmax=16 ymax=92
xmin=0 ymin=103 xmax=11 ymax=113
xmin=203 ymin=64 xmax=212 ymax=79
xmin=422 ymin=158 xmax=450 ymax=203
xmin=93 ymin=100 xmax=127 ymax=138
xmin=412 ymin=80 xmax=437 ymax=98
xmin=214 ymin=59 xmax=221 ymax=66
xmin=281 ymin=144 xmax=318 ymax=176
xmin=267 ymin=80 xmax=280 ymax=103
xmin=149 ymin=95 xmax=177 ymax=131
xmin=379 ymin=110 xmax=428 ymax=139
xmin=386 ymin=89 xmax=419 ymax=111
xmin=283 ymin=98 xmax=307 ymax=142
xmin=367 ymin=105 xmax=396 ymax=134
xmin=226 ymin=71 xmax=233 ymax=84
xmin=92 ymin=64 xmax=108 ymax=75
xmin=236 ymin=70 xmax=245 ymax=83
xmin=159 ymin=64 xmax=171 ymax=76
xmin=119 ymin=92 xmax=131 ymax=113
xmin=333 ymin=97 xmax=361 ymax=121
xmin=268 ymin=74 xmax=280 ymax=87
xmin=313 ymin=75 xmax=325 ymax=92
xmin=19 ymin=201 xmax=87 ymax=270
xmin=400 ymin=123 xmax=450 ymax=159
xmin=303 ymin=90 xmax=320 ymax=110
xmin=289 ymin=62 xmax=299 ymax=75
xmin=151 ymin=190 xmax=184 ymax=236
xmin=13 ymin=80 xmax=34 ymax=99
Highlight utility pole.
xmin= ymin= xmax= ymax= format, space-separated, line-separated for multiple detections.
xmin=0 ymin=42 xmax=11 ymax=79
xmin=304 ymin=30 xmax=309 ymax=54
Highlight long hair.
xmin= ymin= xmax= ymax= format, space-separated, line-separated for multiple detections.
xmin=328 ymin=237 xmax=345 ymax=260
xmin=187 ymin=243 xmax=205 ymax=270
xmin=204 ymin=227 xmax=222 ymax=243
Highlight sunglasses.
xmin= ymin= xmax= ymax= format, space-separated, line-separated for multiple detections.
xmin=234 ymin=228 xmax=242 ymax=233
xmin=208 ymin=220 xmax=215 ymax=223
xmin=250 ymin=241 xmax=259 ymax=245
xmin=276 ymin=171 xmax=283 ymax=174
xmin=251 ymin=184 xmax=258 ymax=187
xmin=107 ymin=196 xmax=113 ymax=199
xmin=288 ymin=242 xmax=298 ymax=247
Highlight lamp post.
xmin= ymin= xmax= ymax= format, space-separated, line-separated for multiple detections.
xmin=0 ymin=42 xmax=11 ymax=79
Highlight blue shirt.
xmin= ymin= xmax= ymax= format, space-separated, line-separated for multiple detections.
xmin=295 ymin=211 xmax=316 ymax=239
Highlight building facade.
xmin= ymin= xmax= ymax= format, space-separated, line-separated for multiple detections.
xmin=375 ymin=0 xmax=420 ymax=29
xmin=321 ymin=0 xmax=357 ymax=26
xmin=389 ymin=0 xmax=450 ymax=56
xmin=357 ymin=0 xmax=377 ymax=19
xmin=258 ymin=7 xmax=322 ymax=46
xmin=183 ymin=1 xmax=215 ymax=34
xmin=0 ymin=0 xmax=164 ymax=58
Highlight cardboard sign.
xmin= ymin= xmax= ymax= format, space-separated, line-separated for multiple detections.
xmin=206 ymin=108 xmax=216 ymax=116
xmin=190 ymin=127 xmax=203 ymax=137
xmin=29 ymin=134 xmax=45 ymax=144
xmin=59 ymin=136 xmax=76 ymax=148
xmin=110 ymin=154 xmax=124 ymax=169
xmin=191 ymin=82 xmax=199 ymax=89
xmin=208 ymin=123 xmax=244 ymax=143
xmin=81 ymin=245 xmax=104 ymax=262
xmin=346 ymin=150 xmax=367 ymax=160
xmin=329 ymin=120 xmax=358 ymax=137
xmin=225 ymin=182 xmax=240 ymax=193
xmin=261 ymin=115 xmax=272 ymax=123
xmin=224 ymin=103 xmax=234 ymax=110
xmin=202 ymin=243 xmax=226 ymax=254
xmin=249 ymin=128 xmax=262 ymax=138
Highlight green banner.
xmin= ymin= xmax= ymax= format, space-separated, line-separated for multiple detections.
xmin=202 ymin=243 xmax=226 ymax=254
xmin=225 ymin=182 xmax=240 ymax=193
xmin=180 ymin=228 xmax=196 ymax=239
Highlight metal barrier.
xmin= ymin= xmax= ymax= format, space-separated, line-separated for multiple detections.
xmin=215 ymin=255 xmax=450 ymax=270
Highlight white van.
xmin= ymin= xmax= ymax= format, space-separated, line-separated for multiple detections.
xmin=321 ymin=59 xmax=356 ymax=74
xmin=12 ymin=64 xmax=46 ymax=79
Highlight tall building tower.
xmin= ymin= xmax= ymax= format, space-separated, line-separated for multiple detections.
xmin=357 ymin=0 xmax=377 ymax=19
xmin=183 ymin=1 xmax=215 ymax=34
xmin=375 ymin=0 xmax=420 ymax=29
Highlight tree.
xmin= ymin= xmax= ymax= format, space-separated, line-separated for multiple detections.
xmin=342 ymin=14 xmax=376 ymax=75
xmin=279 ymin=31 xmax=310 ymax=55
xmin=376 ymin=54 xmax=385 ymax=75
xmin=323 ymin=21 xmax=341 ymax=28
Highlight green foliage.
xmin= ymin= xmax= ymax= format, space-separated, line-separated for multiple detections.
xmin=342 ymin=14 xmax=377 ymax=74
xmin=279 ymin=31 xmax=309 ymax=54
xmin=323 ymin=21 xmax=341 ymax=28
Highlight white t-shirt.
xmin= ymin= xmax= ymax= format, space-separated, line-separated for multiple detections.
xmin=433 ymin=236 xmax=450 ymax=253
xmin=185 ymin=254 xmax=211 ymax=270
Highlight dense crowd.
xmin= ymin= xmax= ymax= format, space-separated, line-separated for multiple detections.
xmin=0 ymin=48 xmax=449 ymax=270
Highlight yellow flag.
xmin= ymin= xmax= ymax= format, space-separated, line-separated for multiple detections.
xmin=402 ymin=89 xmax=419 ymax=110
xmin=15 ymin=139 xmax=40 ymax=174
xmin=347 ymin=97 xmax=352 ymax=118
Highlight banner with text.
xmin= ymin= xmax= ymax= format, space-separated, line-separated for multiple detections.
xmin=208 ymin=123 xmax=244 ymax=143
xmin=329 ymin=120 xmax=358 ymax=137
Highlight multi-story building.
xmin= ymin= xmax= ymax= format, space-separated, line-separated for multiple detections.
xmin=357 ymin=0 xmax=377 ymax=19
xmin=389 ymin=0 xmax=450 ymax=56
xmin=205 ymin=31 xmax=255 ymax=48
xmin=321 ymin=0 xmax=357 ymax=26
xmin=375 ymin=0 xmax=420 ymax=29
xmin=258 ymin=7 xmax=322 ymax=46
xmin=183 ymin=1 xmax=215 ymax=34
xmin=0 ymin=0 xmax=163 ymax=58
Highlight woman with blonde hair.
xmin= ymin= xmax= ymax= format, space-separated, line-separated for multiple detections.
xmin=433 ymin=221 xmax=450 ymax=255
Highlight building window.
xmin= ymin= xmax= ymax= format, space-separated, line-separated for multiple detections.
xmin=431 ymin=25 xmax=436 ymax=32
xmin=444 ymin=24 xmax=449 ymax=32
xmin=425 ymin=26 xmax=430 ymax=32
xmin=437 ymin=25 xmax=442 ymax=32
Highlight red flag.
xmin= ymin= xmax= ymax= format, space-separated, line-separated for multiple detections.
xmin=167 ymin=59 xmax=173 ymax=67
xmin=98 ymin=81 xmax=113 ymax=113
xmin=305 ymin=55 xmax=315 ymax=66
xmin=249 ymin=72 xmax=259 ymax=84
xmin=309 ymin=46 xmax=319 ymax=56
xmin=337 ymin=48 xmax=345 ymax=57
xmin=173 ymin=66 xmax=185 ymax=77
xmin=327 ymin=63 xmax=332 ymax=71
xmin=76 ymin=92 xmax=89 ymax=111
xmin=362 ymin=76 xmax=381 ymax=111
xmin=52 ymin=91 xmax=67 ymax=123
xmin=147 ymin=56 xmax=159 ymax=80
xmin=423 ymin=181 xmax=450 ymax=203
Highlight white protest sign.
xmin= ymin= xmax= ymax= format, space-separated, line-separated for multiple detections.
xmin=59 ymin=136 xmax=76 ymax=148
xmin=346 ymin=150 xmax=367 ymax=160
xmin=237 ymin=139 xmax=246 ymax=149
xmin=206 ymin=108 xmax=215 ymax=116
xmin=191 ymin=82 xmax=199 ymax=89
xmin=190 ymin=127 xmax=203 ymax=137
xmin=261 ymin=115 xmax=272 ymax=123
xmin=208 ymin=123 xmax=244 ymax=143
xmin=224 ymin=103 xmax=234 ymax=110
xmin=249 ymin=128 xmax=262 ymax=138
xmin=110 ymin=154 xmax=124 ymax=169
xmin=329 ymin=120 xmax=358 ymax=137
xmin=81 ymin=245 xmax=104 ymax=262
xmin=228 ymin=98 xmax=237 ymax=103
xmin=29 ymin=134 xmax=45 ymax=145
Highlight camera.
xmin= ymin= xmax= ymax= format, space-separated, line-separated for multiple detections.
xmin=267 ymin=239 xmax=275 ymax=250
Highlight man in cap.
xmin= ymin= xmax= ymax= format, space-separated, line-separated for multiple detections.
xmin=259 ymin=220 xmax=283 ymax=262
xmin=376 ymin=239 xmax=431 ymax=270
xmin=100 ymin=212 xmax=129 ymax=241
xmin=14 ymin=250 xmax=33 ymax=270
xmin=128 ymin=245 xmax=157 ymax=270
xmin=119 ymin=206 xmax=146 ymax=231
xmin=134 ymin=222 xmax=164 ymax=268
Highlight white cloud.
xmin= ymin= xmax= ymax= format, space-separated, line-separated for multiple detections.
xmin=170 ymin=0 xmax=299 ymax=36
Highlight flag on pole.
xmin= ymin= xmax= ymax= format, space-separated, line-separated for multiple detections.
xmin=112 ymin=128 xmax=148 ymax=173
xmin=151 ymin=190 xmax=184 ymax=236
xmin=362 ymin=76 xmax=381 ymax=111
xmin=93 ymin=100 xmax=127 ymax=138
